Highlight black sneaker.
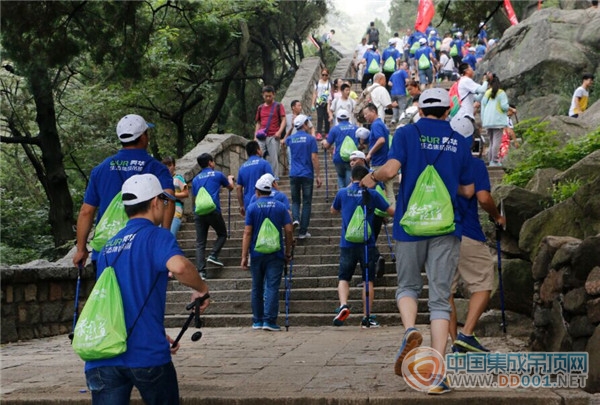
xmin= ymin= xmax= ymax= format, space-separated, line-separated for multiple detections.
xmin=207 ymin=255 xmax=224 ymax=267
xmin=360 ymin=315 xmax=380 ymax=328
xmin=376 ymin=256 xmax=385 ymax=278
xmin=333 ymin=305 xmax=350 ymax=326
xmin=199 ymin=270 xmax=207 ymax=280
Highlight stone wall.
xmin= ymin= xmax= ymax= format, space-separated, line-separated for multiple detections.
xmin=1 ymin=263 xmax=95 ymax=343
xmin=530 ymin=234 xmax=600 ymax=393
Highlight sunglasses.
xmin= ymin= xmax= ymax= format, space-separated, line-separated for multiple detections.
xmin=321 ymin=73 xmax=329 ymax=76
xmin=157 ymin=194 xmax=171 ymax=206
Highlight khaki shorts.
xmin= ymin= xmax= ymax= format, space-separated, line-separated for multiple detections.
xmin=452 ymin=236 xmax=494 ymax=294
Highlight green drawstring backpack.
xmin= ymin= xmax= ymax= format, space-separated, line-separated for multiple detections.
xmin=195 ymin=187 xmax=216 ymax=215
xmin=345 ymin=205 xmax=372 ymax=243
xmin=254 ymin=218 xmax=281 ymax=254
xmin=339 ymin=136 xmax=356 ymax=162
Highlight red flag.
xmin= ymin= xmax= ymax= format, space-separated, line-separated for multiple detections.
xmin=504 ymin=0 xmax=519 ymax=25
xmin=414 ymin=0 xmax=435 ymax=33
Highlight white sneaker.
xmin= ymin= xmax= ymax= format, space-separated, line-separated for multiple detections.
xmin=292 ymin=220 xmax=299 ymax=228
xmin=298 ymin=232 xmax=311 ymax=239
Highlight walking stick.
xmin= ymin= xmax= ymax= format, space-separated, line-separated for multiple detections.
xmin=362 ymin=188 xmax=371 ymax=327
xmin=227 ymin=189 xmax=231 ymax=239
xmin=383 ymin=221 xmax=396 ymax=263
xmin=324 ymin=147 xmax=329 ymax=203
xmin=171 ymin=294 xmax=210 ymax=348
xmin=496 ymin=200 xmax=507 ymax=333
xmin=68 ymin=262 xmax=84 ymax=342
xmin=284 ymin=241 xmax=296 ymax=331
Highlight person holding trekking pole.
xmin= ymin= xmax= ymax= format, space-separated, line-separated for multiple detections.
xmin=361 ymin=88 xmax=474 ymax=394
xmin=331 ymin=165 xmax=393 ymax=328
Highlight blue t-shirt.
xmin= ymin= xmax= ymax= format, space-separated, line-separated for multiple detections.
xmin=369 ymin=118 xmax=390 ymax=167
xmin=462 ymin=53 xmax=477 ymax=70
xmin=245 ymin=196 xmax=292 ymax=259
xmin=389 ymin=69 xmax=409 ymax=96
xmin=475 ymin=45 xmax=486 ymax=60
xmin=364 ymin=49 xmax=381 ymax=71
xmin=381 ymin=47 xmax=401 ymax=72
xmin=191 ymin=168 xmax=230 ymax=214
xmin=326 ymin=121 xmax=358 ymax=164
xmin=389 ymin=119 xmax=474 ymax=242
xmin=83 ymin=149 xmax=173 ymax=258
xmin=450 ymin=39 xmax=464 ymax=56
xmin=458 ymin=157 xmax=489 ymax=242
xmin=85 ymin=218 xmax=182 ymax=371
xmin=414 ymin=46 xmax=434 ymax=69
xmin=249 ymin=189 xmax=290 ymax=210
xmin=332 ymin=183 xmax=389 ymax=248
xmin=478 ymin=29 xmax=487 ymax=42
xmin=237 ymin=156 xmax=273 ymax=209
xmin=286 ymin=130 xmax=318 ymax=178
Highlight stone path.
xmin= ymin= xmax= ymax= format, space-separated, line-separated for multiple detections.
xmin=2 ymin=326 xmax=598 ymax=404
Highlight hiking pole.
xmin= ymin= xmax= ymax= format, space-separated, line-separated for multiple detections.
xmin=324 ymin=147 xmax=329 ymax=203
xmin=362 ymin=187 xmax=371 ymax=327
xmin=382 ymin=222 xmax=396 ymax=263
xmin=227 ymin=189 xmax=231 ymax=239
xmin=171 ymin=293 xmax=210 ymax=348
xmin=284 ymin=240 xmax=296 ymax=331
xmin=496 ymin=199 xmax=507 ymax=334
xmin=68 ymin=262 xmax=84 ymax=342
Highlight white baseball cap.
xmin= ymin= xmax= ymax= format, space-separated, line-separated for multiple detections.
xmin=450 ymin=114 xmax=475 ymax=137
xmin=349 ymin=151 xmax=366 ymax=160
xmin=255 ymin=173 xmax=274 ymax=192
xmin=336 ymin=109 xmax=350 ymax=120
xmin=293 ymin=114 xmax=310 ymax=129
xmin=419 ymin=37 xmax=427 ymax=45
xmin=355 ymin=127 xmax=370 ymax=140
xmin=121 ymin=174 xmax=175 ymax=206
xmin=418 ymin=88 xmax=450 ymax=109
xmin=116 ymin=114 xmax=154 ymax=142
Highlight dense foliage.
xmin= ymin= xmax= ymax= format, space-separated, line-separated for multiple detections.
xmin=0 ymin=0 xmax=327 ymax=264
xmin=503 ymin=120 xmax=600 ymax=189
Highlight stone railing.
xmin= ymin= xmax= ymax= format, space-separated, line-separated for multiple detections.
xmin=0 ymin=55 xmax=330 ymax=344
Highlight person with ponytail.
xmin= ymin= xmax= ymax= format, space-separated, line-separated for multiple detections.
xmin=481 ymin=74 xmax=509 ymax=167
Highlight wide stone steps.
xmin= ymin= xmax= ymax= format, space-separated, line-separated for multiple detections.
xmin=166 ymin=118 xmax=503 ymax=329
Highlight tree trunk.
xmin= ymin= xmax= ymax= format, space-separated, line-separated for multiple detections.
xmin=29 ymin=66 xmax=75 ymax=247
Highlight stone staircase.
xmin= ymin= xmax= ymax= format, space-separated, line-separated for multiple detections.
xmin=164 ymin=76 xmax=506 ymax=330
xmin=164 ymin=148 xmax=430 ymax=329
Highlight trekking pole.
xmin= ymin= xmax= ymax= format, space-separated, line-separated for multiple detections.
xmin=496 ymin=199 xmax=507 ymax=334
xmin=284 ymin=240 xmax=296 ymax=332
xmin=171 ymin=294 xmax=210 ymax=348
xmin=324 ymin=147 xmax=329 ymax=203
xmin=362 ymin=188 xmax=370 ymax=327
xmin=68 ymin=262 xmax=84 ymax=342
xmin=227 ymin=189 xmax=231 ymax=239
xmin=382 ymin=222 xmax=396 ymax=263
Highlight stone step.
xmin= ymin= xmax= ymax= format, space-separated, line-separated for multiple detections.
xmin=167 ymin=284 xmax=429 ymax=304
xmin=166 ymin=297 xmax=430 ymax=316
xmin=163 ymin=312 xmax=431 ymax=328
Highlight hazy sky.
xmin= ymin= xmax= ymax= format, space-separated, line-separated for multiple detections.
xmin=327 ymin=0 xmax=391 ymax=49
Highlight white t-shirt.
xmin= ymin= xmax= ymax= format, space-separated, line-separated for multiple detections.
xmin=568 ymin=86 xmax=589 ymax=116
xmin=354 ymin=43 xmax=370 ymax=62
xmin=330 ymin=97 xmax=357 ymax=125
xmin=439 ymin=53 xmax=455 ymax=72
xmin=368 ymin=83 xmax=392 ymax=120
xmin=457 ymin=76 xmax=488 ymax=118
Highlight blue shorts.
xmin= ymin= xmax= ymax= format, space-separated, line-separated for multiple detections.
xmin=338 ymin=246 xmax=378 ymax=282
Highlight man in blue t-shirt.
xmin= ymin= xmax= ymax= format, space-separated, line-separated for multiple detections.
xmin=381 ymin=40 xmax=402 ymax=88
xmin=241 ymin=175 xmax=293 ymax=331
xmin=192 ymin=153 xmax=235 ymax=279
xmin=462 ymin=47 xmax=477 ymax=71
xmin=322 ymin=109 xmax=358 ymax=189
xmin=449 ymin=155 xmax=504 ymax=354
xmin=249 ymin=173 xmax=290 ymax=213
xmin=360 ymin=45 xmax=381 ymax=90
xmin=414 ymin=38 xmax=436 ymax=90
xmin=73 ymin=114 xmax=174 ymax=275
xmin=236 ymin=141 xmax=273 ymax=216
xmin=363 ymin=103 xmax=394 ymax=205
xmin=361 ymin=88 xmax=474 ymax=394
xmin=331 ymin=165 xmax=394 ymax=328
xmin=85 ymin=174 xmax=209 ymax=404
xmin=388 ymin=61 xmax=410 ymax=124
xmin=286 ymin=114 xmax=322 ymax=239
